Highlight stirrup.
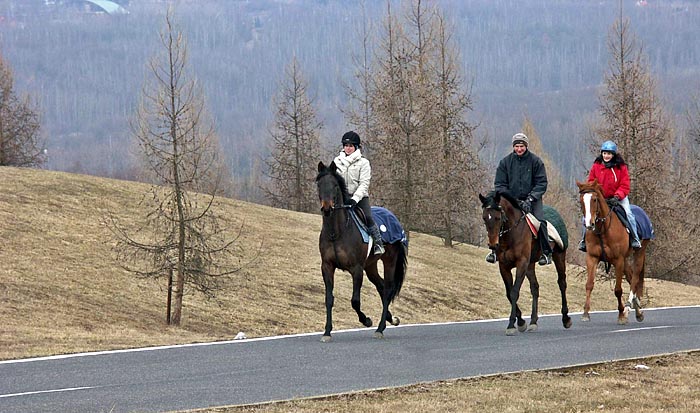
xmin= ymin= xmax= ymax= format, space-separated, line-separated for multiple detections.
xmin=485 ymin=251 xmax=497 ymax=263
xmin=538 ymin=254 xmax=552 ymax=266
xmin=578 ymin=240 xmax=586 ymax=252
xmin=631 ymin=239 xmax=642 ymax=250
xmin=373 ymin=243 xmax=385 ymax=255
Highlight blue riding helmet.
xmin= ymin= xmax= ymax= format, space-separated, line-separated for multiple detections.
xmin=601 ymin=140 xmax=617 ymax=154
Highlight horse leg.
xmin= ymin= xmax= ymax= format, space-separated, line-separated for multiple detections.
xmin=506 ymin=263 xmax=528 ymax=335
xmin=526 ymin=264 xmax=539 ymax=331
xmin=582 ymin=254 xmax=599 ymax=322
xmin=321 ymin=262 xmax=335 ymax=342
xmin=350 ymin=264 xmax=372 ymax=329
xmin=366 ymin=259 xmax=396 ymax=326
xmin=553 ymin=251 xmax=572 ymax=329
xmin=613 ymin=258 xmax=628 ymax=325
xmin=499 ymin=265 xmax=522 ymax=335
xmin=365 ymin=259 xmax=395 ymax=340
xmin=630 ymin=247 xmax=646 ymax=322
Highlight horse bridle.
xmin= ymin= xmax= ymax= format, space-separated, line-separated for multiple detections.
xmin=487 ymin=205 xmax=525 ymax=239
xmin=581 ymin=190 xmax=613 ymax=235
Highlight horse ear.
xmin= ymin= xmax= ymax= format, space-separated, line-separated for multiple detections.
xmin=329 ymin=161 xmax=337 ymax=172
xmin=318 ymin=161 xmax=325 ymax=172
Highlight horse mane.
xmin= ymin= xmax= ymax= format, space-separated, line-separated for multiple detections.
xmin=496 ymin=190 xmax=521 ymax=211
xmin=316 ymin=162 xmax=352 ymax=203
xmin=578 ymin=180 xmax=604 ymax=198
xmin=481 ymin=190 xmax=521 ymax=212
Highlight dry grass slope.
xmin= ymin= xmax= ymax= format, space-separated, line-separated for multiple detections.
xmin=1 ymin=166 xmax=699 ymax=361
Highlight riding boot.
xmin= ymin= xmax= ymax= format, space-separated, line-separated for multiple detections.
xmin=538 ymin=223 xmax=553 ymax=266
xmin=578 ymin=239 xmax=586 ymax=252
xmin=369 ymin=224 xmax=385 ymax=255
xmin=631 ymin=237 xmax=642 ymax=250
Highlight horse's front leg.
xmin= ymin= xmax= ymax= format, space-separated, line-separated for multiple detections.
xmin=350 ymin=264 xmax=372 ymax=329
xmin=526 ymin=263 xmax=539 ymax=331
xmin=582 ymin=254 xmax=599 ymax=322
xmin=504 ymin=262 xmax=528 ymax=336
xmin=321 ymin=262 xmax=336 ymax=342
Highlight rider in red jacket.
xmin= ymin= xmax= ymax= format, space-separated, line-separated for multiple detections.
xmin=579 ymin=140 xmax=641 ymax=251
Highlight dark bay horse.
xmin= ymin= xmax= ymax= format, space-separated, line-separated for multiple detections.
xmin=577 ymin=180 xmax=650 ymax=324
xmin=315 ymin=161 xmax=408 ymax=342
xmin=479 ymin=191 xmax=572 ymax=335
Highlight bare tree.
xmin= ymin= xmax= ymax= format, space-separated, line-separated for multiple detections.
xmin=370 ymin=0 xmax=437 ymax=238
xmin=263 ymin=57 xmax=322 ymax=213
xmin=0 ymin=51 xmax=44 ymax=167
xmin=108 ymin=9 xmax=242 ymax=326
xmin=595 ymin=11 xmax=679 ymax=279
xmin=423 ymin=10 xmax=486 ymax=246
xmin=342 ymin=0 xmax=380 ymax=158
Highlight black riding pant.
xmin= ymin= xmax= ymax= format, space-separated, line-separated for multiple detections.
xmin=357 ymin=197 xmax=377 ymax=228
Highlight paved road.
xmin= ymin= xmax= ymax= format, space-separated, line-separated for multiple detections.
xmin=1 ymin=306 xmax=699 ymax=413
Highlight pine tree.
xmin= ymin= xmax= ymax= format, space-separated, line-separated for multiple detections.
xmin=263 ymin=57 xmax=322 ymax=213
xmin=595 ymin=12 xmax=677 ymax=278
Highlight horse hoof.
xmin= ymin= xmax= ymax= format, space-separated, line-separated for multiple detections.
xmin=518 ymin=323 xmax=527 ymax=333
xmin=363 ymin=317 xmax=373 ymax=328
xmin=320 ymin=335 xmax=332 ymax=343
xmin=581 ymin=314 xmax=590 ymax=322
xmin=563 ymin=318 xmax=573 ymax=329
xmin=527 ymin=323 xmax=538 ymax=332
xmin=373 ymin=331 xmax=385 ymax=339
xmin=505 ymin=328 xmax=517 ymax=336
xmin=636 ymin=313 xmax=644 ymax=322
xmin=618 ymin=317 xmax=628 ymax=325
xmin=391 ymin=316 xmax=400 ymax=326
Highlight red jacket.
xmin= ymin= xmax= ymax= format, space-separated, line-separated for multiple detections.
xmin=588 ymin=160 xmax=630 ymax=200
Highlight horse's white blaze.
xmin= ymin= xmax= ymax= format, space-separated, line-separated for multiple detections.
xmin=583 ymin=193 xmax=593 ymax=227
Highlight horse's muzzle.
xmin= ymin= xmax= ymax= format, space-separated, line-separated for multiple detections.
xmin=320 ymin=200 xmax=334 ymax=216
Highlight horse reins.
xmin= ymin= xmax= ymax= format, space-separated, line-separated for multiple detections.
xmin=485 ymin=205 xmax=525 ymax=241
xmin=581 ymin=189 xmax=613 ymax=271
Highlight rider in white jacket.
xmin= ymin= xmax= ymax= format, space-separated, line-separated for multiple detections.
xmin=333 ymin=131 xmax=384 ymax=255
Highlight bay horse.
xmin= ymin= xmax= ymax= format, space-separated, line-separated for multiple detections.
xmin=479 ymin=191 xmax=572 ymax=335
xmin=577 ymin=180 xmax=650 ymax=324
xmin=315 ymin=161 xmax=408 ymax=342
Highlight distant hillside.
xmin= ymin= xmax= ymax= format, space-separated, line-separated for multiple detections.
xmin=1 ymin=166 xmax=698 ymax=361
xmin=3 ymin=1 xmax=700 ymax=194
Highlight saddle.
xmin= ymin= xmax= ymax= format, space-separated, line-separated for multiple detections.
xmin=525 ymin=214 xmax=565 ymax=250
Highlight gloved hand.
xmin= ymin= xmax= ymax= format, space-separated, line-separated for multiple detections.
xmin=345 ymin=198 xmax=357 ymax=206
xmin=608 ymin=197 xmax=619 ymax=207
xmin=613 ymin=195 xmax=621 ymax=201
xmin=519 ymin=198 xmax=532 ymax=214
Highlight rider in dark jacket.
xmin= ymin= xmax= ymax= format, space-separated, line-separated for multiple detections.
xmin=487 ymin=132 xmax=553 ymax=265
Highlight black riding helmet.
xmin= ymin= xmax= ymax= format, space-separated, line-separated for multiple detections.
xmin=341 ymin=131 xmax=361 ymax=148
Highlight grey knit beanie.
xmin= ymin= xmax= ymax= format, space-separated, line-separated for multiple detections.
xmin=512 ymin=133 xmax=529 ymax=147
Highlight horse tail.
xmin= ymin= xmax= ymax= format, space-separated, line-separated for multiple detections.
xmin=387 ymin=241 xmax=408 ymax=303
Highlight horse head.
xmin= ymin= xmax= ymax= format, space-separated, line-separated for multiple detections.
xmin=316 ymin=161 xmax=350 ymax=216
xmin=577 ymin=179 xmax=608 ymax=230
xmin=479 ymin=190 xmax=524 ymax=251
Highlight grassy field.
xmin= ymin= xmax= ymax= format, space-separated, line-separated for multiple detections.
xmin=1 ymin=166 xmax=699 ymax=412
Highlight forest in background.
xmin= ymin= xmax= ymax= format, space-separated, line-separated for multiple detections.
xmin=2 ymin=0 xmax=700 ymax=201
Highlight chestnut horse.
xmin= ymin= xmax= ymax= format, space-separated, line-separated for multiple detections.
xmin=576 ymin=180 xmax=650 ymax=324
xmin=479 ymin=191 xmax=572 ymax=335
xmin=316 ymin=161 xmax=408 ymax=342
